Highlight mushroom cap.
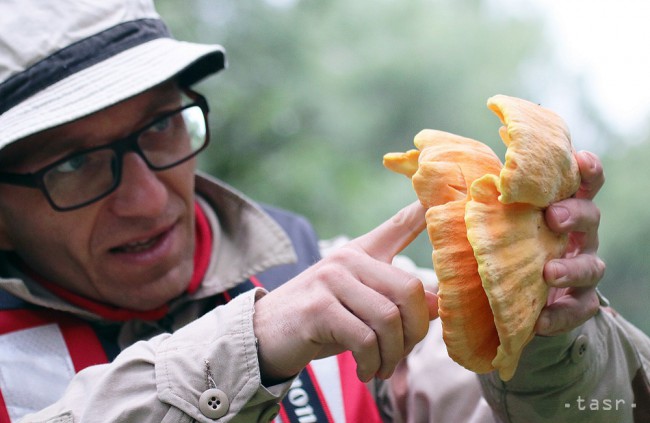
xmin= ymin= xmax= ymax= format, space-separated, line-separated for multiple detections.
xmin=385 ymin=129 xmax=504 ymax=373
xmin=488 ymin=95 xmax=581 ymax=207
xmin=466 ymin=173 xmax=567 ymax=380
xmin=416 ymin=130 xmax=503 ymax=373
xmin=382 ymin=95 xmax=580 ymax=381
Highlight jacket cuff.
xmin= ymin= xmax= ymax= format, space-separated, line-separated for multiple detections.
xmin=155 ymin=288 xmax=291 ymax=422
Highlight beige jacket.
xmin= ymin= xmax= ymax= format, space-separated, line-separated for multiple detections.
xmin=4 ymin=173 xmax=649 ymax=422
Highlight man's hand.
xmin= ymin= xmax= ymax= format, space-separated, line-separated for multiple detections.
xmin=536 ymin=150 xmax=607 ymax=336
xmin=254 ymin=202 xmax=438 ymax=384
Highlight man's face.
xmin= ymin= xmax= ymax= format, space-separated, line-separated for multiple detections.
xmin=0 ymin=82 xmax=198 ymax=310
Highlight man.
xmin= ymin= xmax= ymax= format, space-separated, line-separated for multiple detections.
xmin=0 ymin=1 xmax=647 ymax=422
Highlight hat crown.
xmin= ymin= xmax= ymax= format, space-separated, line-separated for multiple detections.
xmin=0 ymin=0 xmax=224 ymax=151
xmin=0 ymin=0 xmax=159 ymax=84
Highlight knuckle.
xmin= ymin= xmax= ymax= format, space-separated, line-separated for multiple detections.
xmin=403 ymin=276 xmax=425 ymax=298
xmin=407 ymin=322 xmax=428 ymax=348
xmin=587 ymin=292 xmax=601 ymax=315
xmin=595 ymin=258 xmax=606 ymax=279
xmin=592 ymin=206 xmax=601 ymax=226
xmin=315 ymin=295 xmax=337 ymax=316
xmin=313 ymin=260 xmax=348 ymax=285
xmin=327 ymin=246 xmax=366 ymax=268
xmin=586 ymin=256 xmax=606 ymax=285
xmin=359 ymin=329 xmax=378 ymax=351
xmin=300 ymin=290 xmax=333 ymax=318
xmin=377 ymin=301 xmax=401 ymax=324
xmin=325 ymin=248 xmax=354 ymax=265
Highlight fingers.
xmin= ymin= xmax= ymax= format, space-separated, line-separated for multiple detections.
xmin=535 ymin=287 xmax=600 ymax=336
xmin=575 ymin=150 xmax=605 ymax=200
xmin=314 ymin=301 xmax=383 ymax=382
xmin=348 ymin=282 xmax=434 ymax=381
xmin=546 ymin=151 xmax=604 ymax=253
xmin=350 ymin=201 xmax=427 ymax=263
xmin=543 ymin=156 xmax=605 ymax=323
xmin=333 ymin=271 xmax=407 ymax=380
xmin=545 ymin=198 xmax=601 ymax=236
xmin=536 ymin=150 xmax=606 ymax=337
xmin=346 ymin=250 xmax=433 ymax=347
xmin=323 ymin=249 xmax=432 ymax=379
xmin=544 ymin=254 xmax=606 ymax=289
xmin=545 ymin=198 xmax=601 ymax=254
xmin=425 ymin=291 xmax=439 ymax=320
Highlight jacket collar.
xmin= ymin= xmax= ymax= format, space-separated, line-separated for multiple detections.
xmin=191 ymin=172 xmax=297 ymax=298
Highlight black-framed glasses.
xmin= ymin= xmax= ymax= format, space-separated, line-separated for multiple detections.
xmin=0 ymin=89 xmax=210 ymax=211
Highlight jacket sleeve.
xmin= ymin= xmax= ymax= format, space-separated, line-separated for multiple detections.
xmin=20 ymin=289 xmax=292 ymax=423
xmin=479 ymin=307 xmax=650 ymax=423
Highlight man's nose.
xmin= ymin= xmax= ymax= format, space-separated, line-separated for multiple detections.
xmin=107 ymin=152 xmax=168 ymax=216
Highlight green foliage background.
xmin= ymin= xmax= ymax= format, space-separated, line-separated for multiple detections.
xmin=156 ymin=0 xmax=650 ymax=334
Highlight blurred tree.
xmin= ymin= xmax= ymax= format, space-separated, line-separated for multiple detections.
xmin=597 ymin=136 xmax=650 ymax=334
xmin=157 ymin=0 xmax=545 ymax=239
xmin=155 ymin=0 xmax=649 ymax=334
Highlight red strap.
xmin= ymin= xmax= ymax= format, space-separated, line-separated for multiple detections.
xmin=30 ymin=277 xmax=169 ymax=322
xmin=304 ymin=364 xmax=336 ymax=421
xmin=186 ymin=201 xmax=212 ymax=294
xmin=0 ymin=309 xmax=108 ymax=371
xmin=0 ymin=309 xmax=108 ymax=422
xmin=0 ymin=390 xmax=10 ymax=423
xmin=338 ymin=351 xmax=383 ymax=423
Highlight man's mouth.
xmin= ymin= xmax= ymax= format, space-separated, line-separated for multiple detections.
xmin=110 ymin=228 xmax=171 ymax=254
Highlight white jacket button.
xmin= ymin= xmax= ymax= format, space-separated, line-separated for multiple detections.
xmin=258 ymin=404 xmax=280 ymax=422
xmin=199 ymin=388 xmax=229 ymax=419
xmin=570 ymin=334 xmax=588 ymax=363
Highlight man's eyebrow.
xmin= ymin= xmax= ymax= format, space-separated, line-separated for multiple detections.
xmin=144 ymin=87 xmax=184 ymax=115
xmin=0 ymin=116 xmax=111 ymax=171
xmin=0 ymin=134 xmax=76 ymax=171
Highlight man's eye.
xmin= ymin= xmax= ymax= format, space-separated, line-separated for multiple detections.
xmin=149 ymin=116 xmax=172 ymax=133
xmin=54 ymin=155 xmax=87 ymax=173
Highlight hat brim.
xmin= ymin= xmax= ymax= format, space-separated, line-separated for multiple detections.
xmin=0 ymin=38 xmax=225 ymax=149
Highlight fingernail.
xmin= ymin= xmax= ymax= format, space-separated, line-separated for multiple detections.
xmin=583 ymin=151 xmax=597 ymax=170
xmin=358 ymin=372 xmax=372 ymax=383
xmin=552 ymin=206 xmax=570 ymax=224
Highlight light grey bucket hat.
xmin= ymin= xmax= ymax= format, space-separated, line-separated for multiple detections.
xmin=0 ymin=0 xmax=225 ymax=151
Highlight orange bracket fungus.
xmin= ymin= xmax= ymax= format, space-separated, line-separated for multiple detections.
xmin=383 ymin=95 xmax=580 ymax=381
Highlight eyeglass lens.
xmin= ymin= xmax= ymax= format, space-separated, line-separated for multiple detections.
xmin=42 ymin=103 xmax=207 ymax=210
